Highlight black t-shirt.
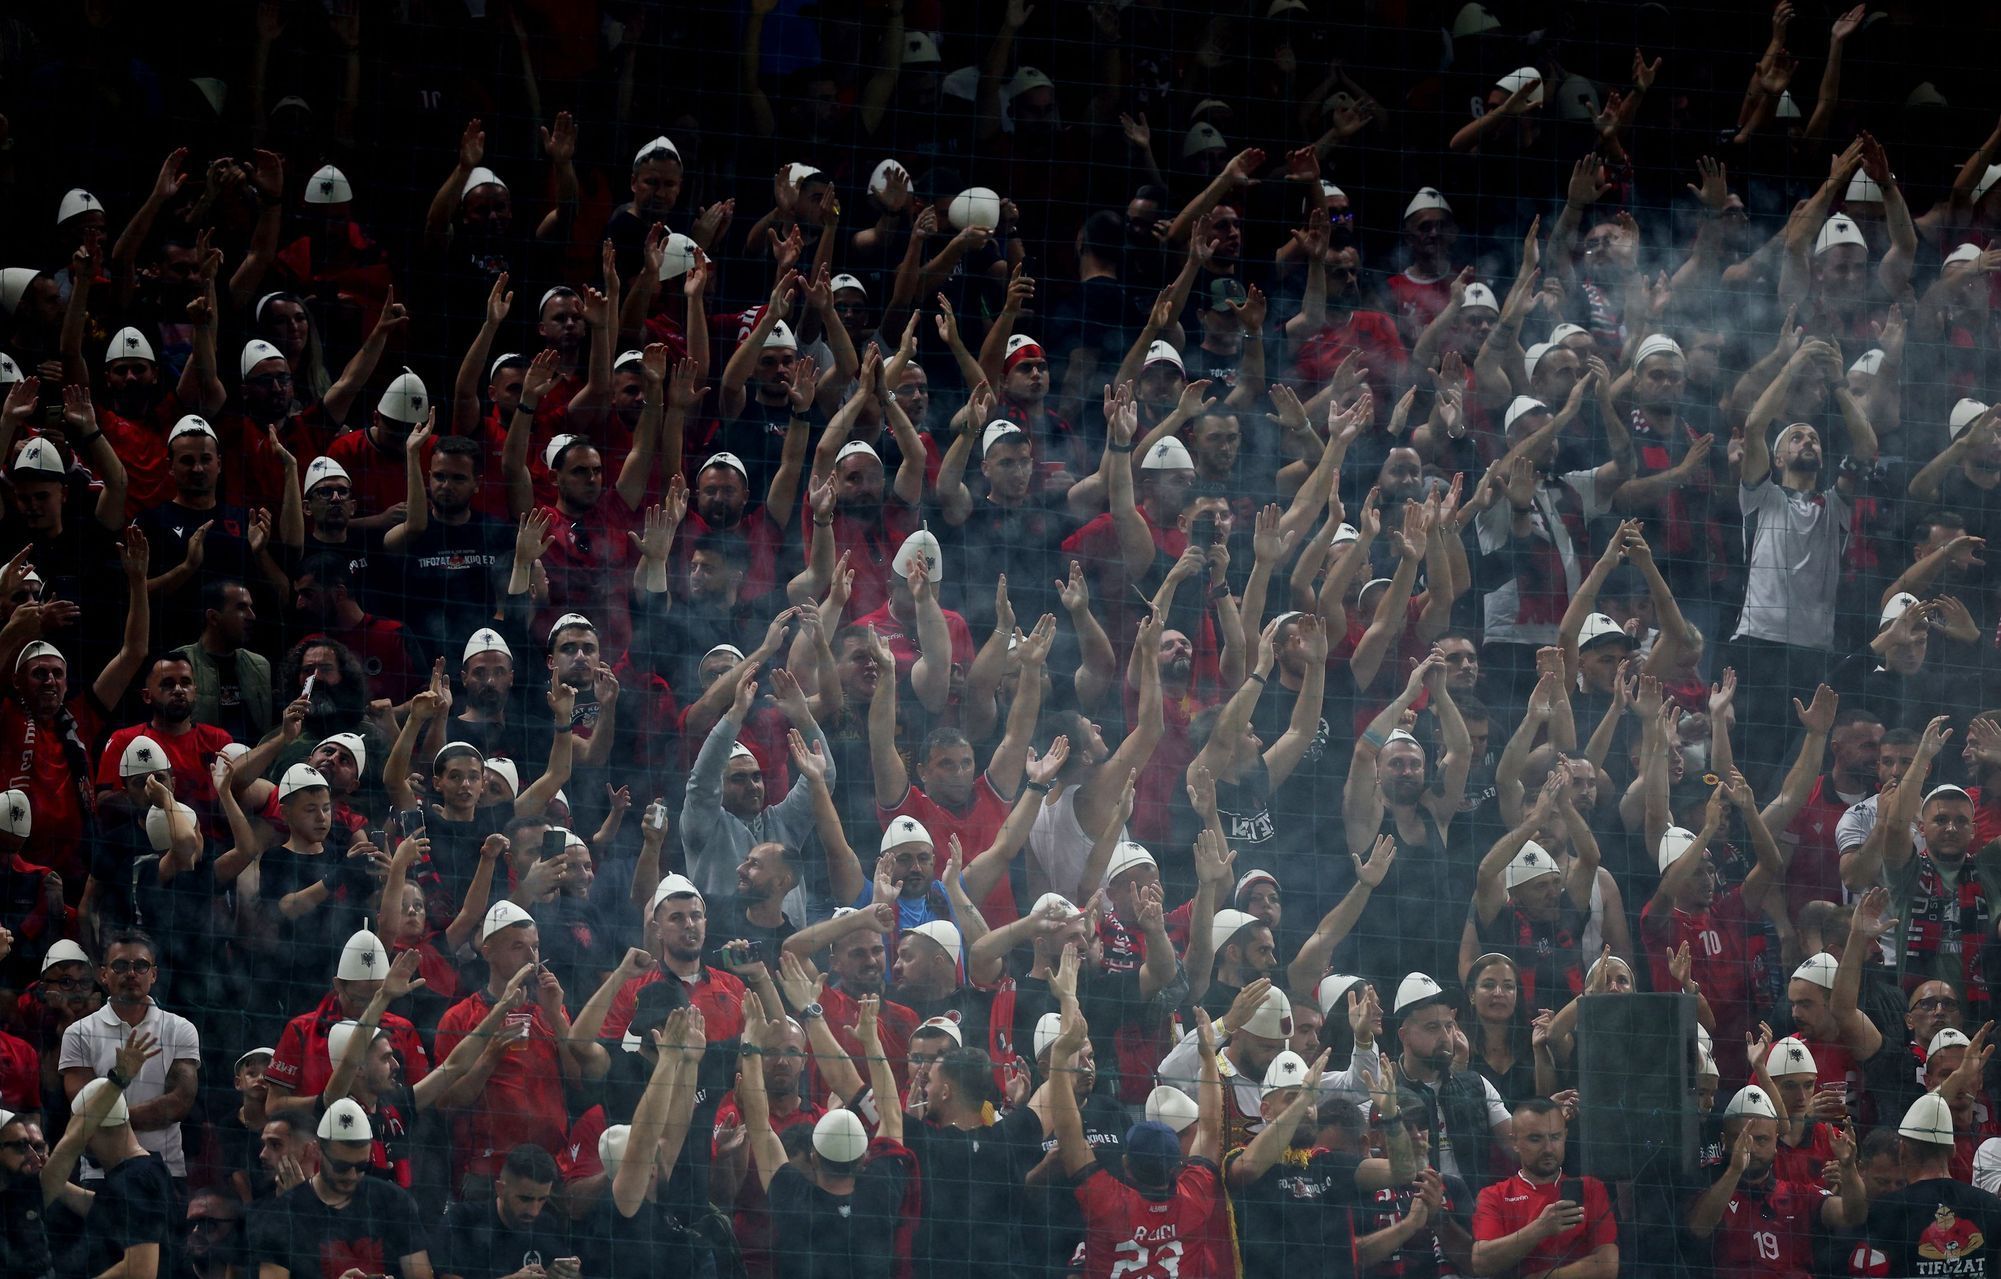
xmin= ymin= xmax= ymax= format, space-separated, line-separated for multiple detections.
xmin=0 ymin=1169 xmax=52 ymax=1278
xmin=1865 ymin=1176 xmax=2001 ymax=1278
xmin=387 ymin=513 xmax=516 ymax=663
xmin=211 ymin=648 xmax=252 ymax=742
xmin=249 ymin=1175 xmax=426 ymax=1279
xmin=435 ymin=1194 xmax=574 ymax=1279
xmin=576 ymin=1192 xmax=713 ymax=1279
xmin=996 ymin=1094 xmax=1127 ymax=1279
xmin=74 ymin=1152 xmax=172 ymax=1279
xmin=900 ymin=1119 xmax=1018 ymax=1279
xmin=766 ymin=1159 xmax=909 ymax=1279
xmin=1228 ymin=1144 xmax=1366 ymax=1276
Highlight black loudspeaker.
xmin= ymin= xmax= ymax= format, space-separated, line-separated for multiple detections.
xmin=1575 ymin=992 xmax=1698 ymax=1181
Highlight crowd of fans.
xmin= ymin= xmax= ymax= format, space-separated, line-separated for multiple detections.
xmin=3 ymin=1 xmax=2001 ymax=1277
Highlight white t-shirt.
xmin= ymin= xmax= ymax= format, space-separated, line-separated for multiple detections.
xmin=59 ymin=1001 xmax=201 ymax=1177
xmin=1731 ymin=481 xmax=1851 ymax=649
xmin=1476 ymin=469 xmax=1613 ymax=645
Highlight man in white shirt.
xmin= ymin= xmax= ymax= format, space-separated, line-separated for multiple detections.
xmin=57 ymin=929 xmax=201 ymax=1180
xmin=1474 ymin=380 xmax=1629 ymax=707
xmin=1729 ymin=338 xmax=1878 ymax=779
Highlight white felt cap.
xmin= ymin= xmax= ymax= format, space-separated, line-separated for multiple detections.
xmin=167 ymin=415 xmax=218 ymax=446
xmin=1005 ymin=66 xmax=1054 ymax=100
xmin=1899 ymin=1092 xmax=1955 ymax=1145
xmin=1142 ymin=339 xmax=1185 ymax=373
xmin=76 ymin=1077 xmax=129 ymax=1127
xmin=14 ymin=640 xmax=60 ymax=671
xmin=1393 ymin=971 xmax=1444 ymax=1013
xmin=1633 ymin=333 xmax=1684 ymax=365
xmin=1505 ymin=841 xmax=1561 ymax=889
xmin=763 ymin=320 xmax=798 ymax=351
xmin=1494 ymin=66 xmax=1543 ymax=104
xmin=1880 ymin=591 xmax=1920 ymax=630
xmin=1503 ymin=395 xmax=1548 ymax=431
xmin=276 ymin=763 xmax=329 ymax=800
xmin=1106 ymin=841 xmax=1157 ymax=882
xmin=41 ymin=939 xmax=87 ymax=972
xmin=304 ymin=165 xmax=353 ymax=204
xmin=1930 ymin=1028 xmax=1973 ymax=1058
xmin=656 ymin=232 xmax=699 ymax=282
xmin=648 ymin=873 xmax=703 ymax=915
xmin=143 ymin=801 xmax=194 ymax=852
xmin=480 ymin=899 xmax=534 ymax=941
xmin=982 ymin=419 xmax=1029 ymax=457
xmin=835 ymin=439 xmax=880 ymax=467
xmin=0 ymin=268 xmax=37 ymax=314
xmin=633 ymin=136 xmax=680 ymax=167
xmin=916 ymin=1015 xmax=962 ymax=1046
xmin=302 ymin=456 xmax=350 ymax=494
xmin=1209 ymin=908 xmax=1258 ymax=955
xmin=1578 ymin=612 xmax=1633 ymax=648
xmin=9 ymin=438 xmax=63 ymax=479
xmin=1792 ymin=953 xmax=1839 ymax=990
xmin=1243 ymin=985 xmax=1293 ymax=1038
xmin=1261 ymin=1050 xmax=1309 ymax=1096
xmin=1461 ymin=282 xmax=1499 ymax=312
xmin=1656 ymin=825 xmax=1699 ymax=872
xmin=947 ymin=187 xmax=1002 ymax=231
xmin=1033 ymin=1011 xmax=1064 ymax=1060
xmin=463 ymin=628 xmax=512 ymax=663
xmin=1849 ymin=348 xmax=1886 ymax=376
xmin=901 ymin=33 xmax=940 ymax=65
xmin=891 ymin=530 xmax=942 ymax=581
xmin=240 ymin=338 xmax=287 ymax=379
xmin=813 ymin=1108 xmax=868 ymax=1162
xmin=106 ymin=327 xmax=155 ymax=365
xmin=1404 ymin=188 xmax=1451 ymax=220
xmin=0 ymin=789 xmax=28 ymax=838
xmin=1768 ymin=1036 xmax=1819 ymax=1077
xmin=118 ymin=735 xmax=167 ymax=779
xmin=460 ymin=166 xmax=505 ymax=197
xmin=485 ymin=758 xmax=520 ymax=796
xmin=549 ymin=612 xmax=596 ymax=639
xmin=337 ymin=929 xmax=391 ymax=981
xmin=1814 ymin=214 xmax=1867 ymax=256
xmin=378 ymin=368 xmax=429 ymax=425
xmin=909 ymin=920 xmax=963 ymax=961
xmin=1316 ymin=973 xmax=1365 ymax=1017
xmin=880 ymin=814 xmax=934 ymax=852
xmin=599 ymin=1124 xmax=632 ymax=1170
xmin=1146 ymin=1084 xmax=1199 ymax=1132
xmin=315 ymin=733 xmax=365 ymax=777
xmin=317 ymin=1097 xmax=373 ymax=1141
xmin=1141 ymin=437 xmax=1194 ymax=471
xmin=1724 ymin=1085 xmax=1778 ymax=1119
xmin=1950 ymin=398 xmax=1990 ymax=439
xmin=1183 ymin=123 xmax=1227 ymax=158
xmin=867 ymin=158 xmax=909 ymax=197
xmin=57 ymin=188 xmax=103 ymax=224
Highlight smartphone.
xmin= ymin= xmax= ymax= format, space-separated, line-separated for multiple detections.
xmin=1189 ymin=513 xmax=1217 ymax=547
xmin=367 ymin=830 xmax=387 ymax=853
xmin=643 ymin=801 xmax=668 ymax=833
xmin=540 ymin=829 xmax=568 ymax=861
xmin=400 ymin=808 xmax=426 ymax=839
xmin=301 ymin=672 xmax=317 ymax=700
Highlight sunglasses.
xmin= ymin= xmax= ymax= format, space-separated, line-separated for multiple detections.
xmin=321 ymin=1152 xmax=370 ymax=1174
xmin=107 ymin=959 xmax=155 ymax=975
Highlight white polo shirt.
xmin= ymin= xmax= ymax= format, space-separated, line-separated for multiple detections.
xmin=57 ymin=1000 xmax=201 ymax=1177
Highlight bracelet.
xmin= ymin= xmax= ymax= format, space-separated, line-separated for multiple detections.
xmin=1361 ymin=727 xmax=1387 ymax=750
xmin=107 ymin=1067 xmax=131 ymax=1089
xmin=1247 ymin=672 xmax=1267 ymax=684
xmin=813 ymin=517 xmax=834 ymax=527
xmin=1208 ymin=582 xmax=1230 ymax=600
xmin=518 ymin=400 xmax=541 ymax=415
xmin=553 ymin=725 xmax=574 ymax=735
xmin=739 ymin=1045 xmax=764 ymax=1057
xmin=74 ymin=431 xmax=102 ymax=448
xmin=1025 ymin=780 xmax=1052 ymax=794
xmin=1108 ymin=441 xmax=1135 ymax=454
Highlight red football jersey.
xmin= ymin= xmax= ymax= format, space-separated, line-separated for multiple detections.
xmin=1073 ymin=1161 xmax=1221 ymax=1279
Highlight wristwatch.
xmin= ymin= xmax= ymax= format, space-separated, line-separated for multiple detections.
xmin=107 ymin=1067 xmax=131 ymax=1089
xmin=798 ymin=1001 xmax=824 ymax=1021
